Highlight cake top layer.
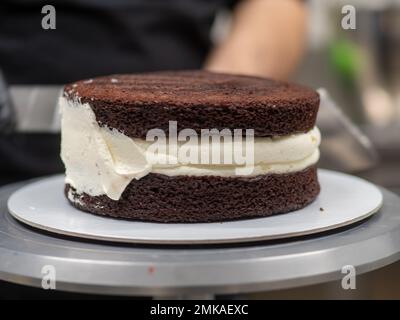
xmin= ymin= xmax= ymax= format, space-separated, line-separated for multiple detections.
xmin=65 ymin=71 xmax=318 ymax=107
xmin=63 ymin=71 xmax=320 ymax=138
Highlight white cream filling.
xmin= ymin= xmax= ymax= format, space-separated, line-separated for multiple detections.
xmin=60 ymin=97 xmax=321 ymax=200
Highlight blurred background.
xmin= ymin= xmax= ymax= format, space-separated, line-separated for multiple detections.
xmin=0 ymin=0 xmax=399 ymax=299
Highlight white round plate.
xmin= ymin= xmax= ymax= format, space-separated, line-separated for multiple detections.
xmin=7 ymin=169 xmax=383 ymax=244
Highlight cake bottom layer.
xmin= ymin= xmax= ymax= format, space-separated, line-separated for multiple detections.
xmin=65 ymin=166 xmax=320 ymax=223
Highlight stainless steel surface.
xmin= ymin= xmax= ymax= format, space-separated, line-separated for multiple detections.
xmin=9 ymin=86 xmax=62 ymax=132
xmin=0 ymin=70 xmax=16 ymax=133
xmin=355 ymin=6 xmax=400 ymax=126
xmin=1 ymin=181 xmax=400 ymax=297
xmin=317 ymin=89 xmax=378 ymax=172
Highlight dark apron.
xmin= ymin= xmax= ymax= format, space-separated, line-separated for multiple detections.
xmin=0 ymin=0 xmax=238 ymax=84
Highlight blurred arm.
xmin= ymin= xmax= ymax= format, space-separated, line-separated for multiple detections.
xmin=205 ymin=0 xmax=308 ymax=80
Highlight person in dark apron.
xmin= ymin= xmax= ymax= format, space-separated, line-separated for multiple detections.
xmin=0 ymin=0 xmax=307 ymax=185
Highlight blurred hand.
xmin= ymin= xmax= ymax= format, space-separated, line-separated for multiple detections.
xmin=205 ymin=0 xmax=307 ymax=80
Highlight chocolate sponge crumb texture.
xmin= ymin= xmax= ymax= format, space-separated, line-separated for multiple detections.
xmin=61 ymin=71 xmax=321 ymax=223
xmin=66 ymin=166 xmax=320 ymax=223
xmin=64 ymin=71 xmax=319 ymax=138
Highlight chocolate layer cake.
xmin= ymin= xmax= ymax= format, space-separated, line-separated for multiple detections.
xmin=60 ymin=71 xmax=321 ymax=223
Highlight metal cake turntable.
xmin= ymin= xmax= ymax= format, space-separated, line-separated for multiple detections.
xmin=0 ymin=170 xmax=400 ymax=298
xmin=7 ymin=170 xmax=383 ymax=244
